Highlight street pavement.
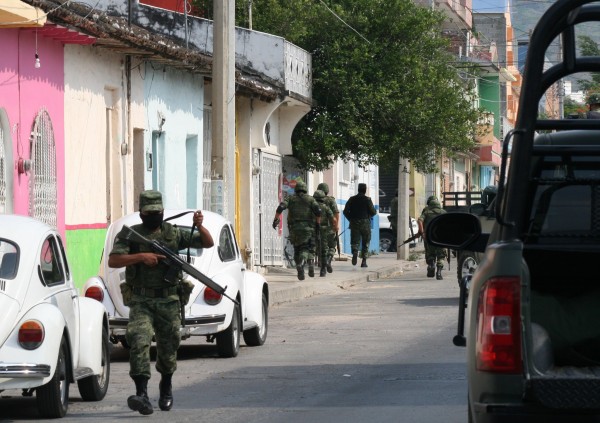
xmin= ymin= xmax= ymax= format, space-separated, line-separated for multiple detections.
xmin=264 ymin=245 xmax=429 ymax=306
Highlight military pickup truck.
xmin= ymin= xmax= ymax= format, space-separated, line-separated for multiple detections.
xmin=442 ymin=187 xmax=497 ymax=286
xmin=427 ymin=1 xmax=600 ymax=421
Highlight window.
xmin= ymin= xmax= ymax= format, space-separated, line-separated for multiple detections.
xmin=218 ymin=225 xmax=237 ymax=262
xmin=0 ymin=240 xmax=18 ymax=280
xmin=39 ymin=237 xmax=64 ymax=286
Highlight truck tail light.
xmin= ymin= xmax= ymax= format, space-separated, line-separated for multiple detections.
xmin=204 ymin=287 xmax=222 ymax=305
xmin=85 ymin=286 xmax=104 ymax=302
xmin=19 ymin=320 xmax=45 ymax=350
xmin=476 ymin=276 xmax=522 ymax=373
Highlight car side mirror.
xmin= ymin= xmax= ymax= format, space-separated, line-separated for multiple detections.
xmin=426 ymin=213 xmax=482 ymax=250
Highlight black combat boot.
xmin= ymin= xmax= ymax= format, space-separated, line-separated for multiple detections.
xmin=296 ymin=260 xmax=305 ymax=281
xmin=128 ymin=376 xmax=153 ymax=415
xmin=326 ymin=256 xmax=333 ymax=273
xmin=361 ymin=258 xmax=368 ymax=268
xmin=426 ymin=258 xmax=435 ymax=278
xmin=159 ymin=373 xmax=173 ymax=411
xmin=320 ymin=264 xmax=327 ymax=277
xmin=352 ymin=251 xmax=358 ymax=266
xmin=308 ymin=259 xmax=315 ymax=277
xmin=436 ymin=266 xmax=443 ymax=280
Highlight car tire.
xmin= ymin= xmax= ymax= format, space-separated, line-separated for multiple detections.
xmin=457 ymin=251 xmax=479 ymax=287
xmin=243 ymin=293 xmax=268 ymax=347
xmin=77 ymin=329 xmax=111 ymax=401
xmin=379 ymin=229 xmax=396 ymax=252
xmin=216 ymin=302 xmax=241 ymax=358
xmin=37 ymin=336 xmax=69 ymax=418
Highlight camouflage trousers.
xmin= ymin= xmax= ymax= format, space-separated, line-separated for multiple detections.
xmin=349 ymin=218 xmax=372 ymax=258
xmin=288 ymin=225 xmax=316 ymax=264
xmin=326 ymin=228 xmax=337 ymax=258
xmin=425 ymin=243 xmax=447 ymax=268
xmin=317 ymin=226 xmax=332 ymax=264
xmin=127 ymin=298 xmax=181 ymax=379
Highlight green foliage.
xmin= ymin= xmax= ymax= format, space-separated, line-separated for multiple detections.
xmin=242 ymin=0 xmax=480 ymax=172
xmin=578 ymin=35 xmax=600 ymax=94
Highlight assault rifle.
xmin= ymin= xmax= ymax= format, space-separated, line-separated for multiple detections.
xmin=398 ymin=232 xmax=422 ymax=248
xmin=121 ymin=225 xmax=239 ymax=309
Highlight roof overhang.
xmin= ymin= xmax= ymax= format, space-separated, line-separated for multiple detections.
xmin=0 ymin=0 xmax=46 ymax=27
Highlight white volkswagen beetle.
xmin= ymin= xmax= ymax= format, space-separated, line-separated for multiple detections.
xmin=83 ymin=210 xmax=269 ymax=358
xmin=0 ymin=215 xmax=110 ymax=418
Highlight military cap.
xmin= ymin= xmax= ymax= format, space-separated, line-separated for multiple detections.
xmin=313 ymin=189 xmax=326 ymax=201
xmin=139 ymin=190 xmax=164 ymax=212
xmin=429 ymin=199 xmax=441 ymax=208
xmin=295 ymin=181 xmax=308 ymax=193
xmin=317 ymin=182 xmax=329 ymax=195
xmin=427 ymin=195 xmax=438 ymax=205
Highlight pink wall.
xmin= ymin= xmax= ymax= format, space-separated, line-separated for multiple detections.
xmin=0 ymin=29 xmax=66 ymax=235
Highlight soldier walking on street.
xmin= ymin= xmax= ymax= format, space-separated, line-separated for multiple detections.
xmin=317 ymin=182 xmax=340 ymax=273
xmin=108 ymin=190 xmax=214 ymax=415
xmin=418 ymin=197 xmax=447 ymax=280
xmin=273 ymin=181 xmax=322 ymax=280
xmin=313 ymin=189 xmax=335 ymax=277
xmin=343 ymin=183 xmax=377 ymax=268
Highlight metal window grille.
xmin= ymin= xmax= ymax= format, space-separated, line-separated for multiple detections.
xmin=29 ymin=109 xmax=57 ymax=228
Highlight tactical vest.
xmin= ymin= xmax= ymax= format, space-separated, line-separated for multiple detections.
xmin=287 ymin=193 xmax=316 ymax=223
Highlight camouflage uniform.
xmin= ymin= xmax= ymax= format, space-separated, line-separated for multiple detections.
xmin=317 ymin=182 xmax=339 ymax=273
xmin=110 ymin=190 xmax=208 ymax=414
xmin=313 ymin=189 xmax=334 ymax=277
xmin=343 ymin=183 xmax=377 ymax=267
xmin=418 ymin=198 xmax=447 ymax=280
xmin=273 ymin=181 xmax=321 ymax=280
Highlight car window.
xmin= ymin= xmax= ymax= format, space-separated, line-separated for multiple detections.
xmin=40 ymin=237 xmax=65 ymax=286
xmin=0 ymin=240 xmax=19 ymax=280
xmin=56 ymin=235 xmax=71 ymax=281
xmin=218 ymin=225 xmax=237 ymax=262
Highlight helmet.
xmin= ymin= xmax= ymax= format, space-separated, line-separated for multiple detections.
xmin=294 ymin=181 xmax=307 ymax=193
xmin=588 ymin=92 xmax=600 ymax=106
xmin=427 ymin=195 xmax=438 ymax=205
xmin=313 ymin=190 xmax=326 ymax=201
xmin=317 ymin=182 xmax=329 ymax=195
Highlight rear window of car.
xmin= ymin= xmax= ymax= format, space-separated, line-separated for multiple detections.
xmin=0 ymin=240 xmax=19 ymax=280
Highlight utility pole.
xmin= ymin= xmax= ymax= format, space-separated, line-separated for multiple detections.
xmin=213 ymin=0 xmax=236 ymax=222
xmin=396 ymin=157 xmax=409 ymax=260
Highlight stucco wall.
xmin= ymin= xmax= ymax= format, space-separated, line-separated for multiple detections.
xmin=144 ymin=64 xmax=205 ymax=209
xmin=0 ymin=29 xmax=65 ymax=232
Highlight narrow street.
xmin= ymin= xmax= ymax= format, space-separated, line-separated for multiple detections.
xmin=0 ymin=263 xmax=468 ymax=423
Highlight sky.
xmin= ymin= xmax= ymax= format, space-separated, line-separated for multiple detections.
xmin=472 ymin=0 xmax=507 ymax=13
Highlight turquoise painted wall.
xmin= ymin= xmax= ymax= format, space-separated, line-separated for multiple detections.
xmin=66 ymin=228 xmax=107 ymax=290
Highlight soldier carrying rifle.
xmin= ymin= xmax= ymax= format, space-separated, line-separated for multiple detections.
xmin=108 ymin=190 xmax=214 ymax=416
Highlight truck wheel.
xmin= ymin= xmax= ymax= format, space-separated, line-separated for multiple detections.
xmin=379 ymin=229 xmax=396 ymax=252
xmin=457 ymin=252 xmax=478 ymax=287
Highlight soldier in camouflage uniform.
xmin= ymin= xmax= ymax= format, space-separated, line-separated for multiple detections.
xmin=418 ymin=197 xmax=447 ymax=280
xmin=343 ymin=183 xmax=377 ymax=267
xmin=272 ymin=181 xmax=322 ymax=280
xmin=313 ymin=189 xmax=335 ymax=277
xmin=108 ymin=190 xmax=214 ymax=415
xmin=317 ymin=182 xmax=340 ymax=273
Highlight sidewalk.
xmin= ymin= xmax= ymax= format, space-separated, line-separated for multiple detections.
xmin=264 ymin=246 xmax=426 ymax=306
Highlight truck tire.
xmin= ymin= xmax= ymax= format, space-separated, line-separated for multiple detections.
xmin=457 ymin=251 xmax=479 ymax=287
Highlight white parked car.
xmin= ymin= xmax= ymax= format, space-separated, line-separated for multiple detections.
xmin=379 ymin=213 xmax=420 ymax=252
xmin=83 ymin=210 xmax=269 ymax=358
xmin=0 ymin=215 xmax=110 ymax=418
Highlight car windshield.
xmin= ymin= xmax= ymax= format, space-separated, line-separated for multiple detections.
xmin=0 ymin=240 xmax=19 ymax=280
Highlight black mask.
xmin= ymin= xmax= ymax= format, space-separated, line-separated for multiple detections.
xmin=141 ymin=213 xmax=164 ymax=230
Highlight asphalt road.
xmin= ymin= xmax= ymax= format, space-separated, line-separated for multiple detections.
xmin=0 ymin=266 xmax=467 ymax=423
